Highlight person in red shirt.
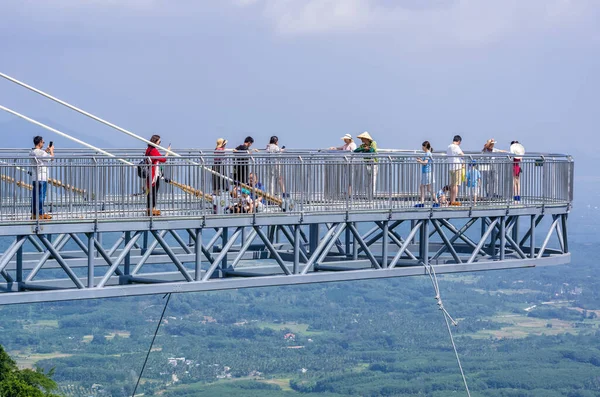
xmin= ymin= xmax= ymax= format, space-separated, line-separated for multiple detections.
xmin=145 ymin=134 xmax=170 ymax=216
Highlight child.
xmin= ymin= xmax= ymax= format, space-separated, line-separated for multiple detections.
xmin=415 ymin=141 xmax=439 ymax=207
xmin=466 ymin=162 xmax=482 ymax=205
xmin=437 ymin=185 xmax=450 ymax=207
xmin=227 ymin=187 xmax=254 ymax=213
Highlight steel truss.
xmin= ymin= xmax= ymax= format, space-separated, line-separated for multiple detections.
xmin=0 ymin=206 xmax=570 ymax=305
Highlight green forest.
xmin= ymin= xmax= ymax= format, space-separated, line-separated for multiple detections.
xmin=0 ymin=237 xmax=599 ymax=396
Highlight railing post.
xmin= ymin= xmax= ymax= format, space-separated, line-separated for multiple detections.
xmin=87 ymin=232 xmax=95 ymax=288
xmin=16 ymin=236 xmax=23 ymax=287
xmin=293 ymin=225 xmax=300 ymax=274
xmin=195 ymin=228 xmax=202 ymax=281
xmin=381 ymin=221 xmax=389 ymax=268
xmin=309 ymin=224 xmax=319 ymax=255
xmin=419 ymin=220 xmax=429 ymax=266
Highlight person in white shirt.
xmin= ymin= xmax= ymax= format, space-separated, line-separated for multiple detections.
xmin=330 ymin=134 xmax=357 ymax=151
xmin=446 ymin=135 xmax=464 ymax=205
xmin=266 ymin=136 xmax=286 ymax=197
xmin=29 ymin=136 xmax=54 ymax=220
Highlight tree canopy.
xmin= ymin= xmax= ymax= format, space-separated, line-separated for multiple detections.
xmin=0 ymin=345 xmax=59 ymax=397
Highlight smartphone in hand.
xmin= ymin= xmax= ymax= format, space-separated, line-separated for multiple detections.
xmin=49 ymin=141 xmax=54 ymax=148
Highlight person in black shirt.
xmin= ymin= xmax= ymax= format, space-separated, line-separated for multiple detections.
xmin=233 ymin=136 xmax=256 ymax=185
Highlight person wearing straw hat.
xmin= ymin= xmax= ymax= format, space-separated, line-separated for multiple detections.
xmin=481 ymin=138 xmax=507 ymax=199
xmin=330 ymin=134 xmax=357 ymax=151
xmin=213 ymin=138 xmax=228 ymax=195
xmin=29 ymin=135 xmax=54 ymax=220
xmin=353 ymin=131 xmax=378 ymax=197
xmin=510 ymin=140 xmax=525 ymax=202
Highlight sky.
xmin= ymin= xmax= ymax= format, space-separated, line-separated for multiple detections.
xmin=0 ymin=0 xmax=598 ymax=171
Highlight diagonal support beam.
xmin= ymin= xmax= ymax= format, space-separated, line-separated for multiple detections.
xmin=97 ymin=232 xmax=143 ymax=287
xmin=38 ymin=235 xmax=85 ymax=289
xmin=431 ymin=220 xmax=462 ymax=264
xmin=348 ymin=224 xmax=382 ymax=270
xmin=0 ymin=236 xmax=26 ymax=274
xmin=255 ymin=227 xmax=292 ymax=276
xmin=315 ymin=224 xmax=348 ymax=266
xmin=151 ymin=230 xmax=193 ymax=282
xmin=388 ymin=221 xmax=423 ymax=269
xmin=537 ymin=216 xmax=560 ymax=259
xmin=433 ymin=218 xmax=485 ymax=259
xmin=278 ymin=225 xmax=309 ymax=263
xmin=488 ymin=218 xmax=527 ymax=259
xmin=519 ymin=214 xmax=544 ymax=247
xmin=132 ymin=230 xmax=168 ymax=275
xmin=26 ymin=235 xmax=45 ymax=252
xmin=467 ymin=218 xmax=499 ymax=264
xmin=202 ymin=227 xmax=242 ymax=281
xmin=169 ymin=230 xmax=192 ymax=254
xmin=230 ymin=229 xmax=258 ymax=269
xmin=301 ymin=224 xmax=346 ymax=275
xmin=25 ymin=234 xmax=70 ymax=283
xmin=376 ymin=221 xmax=418 ymax=261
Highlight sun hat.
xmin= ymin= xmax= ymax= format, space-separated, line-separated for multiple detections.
xmin=357 ymin=131 xmax=373 ymax=141
xmin=216 ymin=138 xmax=227 ymax=148
xmin=341 ymin=134 xmax=353 ymax=141
xmin=510 ymin=142 xmax=525 ymax=156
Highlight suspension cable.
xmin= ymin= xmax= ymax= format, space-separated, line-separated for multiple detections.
xmin=422 ymin=261 xmax=471 ymax=397
xmin=132 ymin=293 xmax=172 ymax=397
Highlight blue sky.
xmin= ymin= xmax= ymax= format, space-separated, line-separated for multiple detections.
xmin=0 ymin=0 xmax=598 ymax=169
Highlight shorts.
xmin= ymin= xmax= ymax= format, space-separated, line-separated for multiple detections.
xmin=449 ymin=169 xmax=462 ymax=186
xmin=467 ymin=186 xmax=481 ymax=197
xmin=513 ymin=163 xmax=522 ymax=177
xmin=421 ymin=172 xmax=433 ymax=185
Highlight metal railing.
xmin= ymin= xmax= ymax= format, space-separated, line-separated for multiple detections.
xmin=0 ymin=151 xmax=573 ymax=222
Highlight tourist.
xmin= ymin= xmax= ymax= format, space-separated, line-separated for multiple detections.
xmin=212 ymin=138 xmax=228 ymax=194
xmin=437 ymin=185 xmax=450 ymax=206
xmin=228 ymin=186 xmax=254 ymax=213
xmin=248 ymin=172 xmax=266 ymax=212
xmin=29 ymin=136 xmax=54 ymax=220
xmin=415 ymin=141 xmax=438 ymax=207
xmin=481 ymin=138 xmax=506 ymax=199
xmin=354 ymin=131 xmax=378 ymax=196
xmin=145 ymin=135 xmax=170 ymax=216
xmin=330 ymin=134 xmax=357 ymax=151
xmin=466 ymin=162 xmax=482 ymax=205
xmin=233 ymin=136 xmax=256 ymax=185
xmin=510 ymin=140 xmax=525 ymax=202
xmin=265 ymin=136 xmax=286 ymax=197
xmin=446 ymin=135 xmax=464 ymax=205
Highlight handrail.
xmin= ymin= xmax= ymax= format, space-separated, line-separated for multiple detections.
xmin=0 ymin=72 xmax=282 ymax=206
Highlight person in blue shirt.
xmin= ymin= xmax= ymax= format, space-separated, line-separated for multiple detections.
xmin=466 ymin=162 xmax=482 ymax=205
xmin=415 ymin=141 xmax=438 ymax=207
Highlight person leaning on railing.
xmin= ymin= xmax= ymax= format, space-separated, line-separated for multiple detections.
xmin=29 ymin=135 xmax=54 ymax=220
xmin=145 ymin=134 xmax=170 ymax=216
xmin=353 ymin=131 xmax=378 ymax=196
xmin=480 ymin=138 xmax=507 ymax=199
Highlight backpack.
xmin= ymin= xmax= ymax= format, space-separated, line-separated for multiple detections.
xmin=137 ymin=157 xmax=150 ymax=179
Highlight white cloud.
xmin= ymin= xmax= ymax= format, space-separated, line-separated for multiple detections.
xmin=234 ymin=0 xmax=600 ymax=46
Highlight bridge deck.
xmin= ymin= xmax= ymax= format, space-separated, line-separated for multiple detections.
xmin=0 ymin=151 xmax=573 ymax=304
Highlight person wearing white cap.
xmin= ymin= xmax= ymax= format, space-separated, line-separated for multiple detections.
xmin=353 ymin=131 xmax=378 ymax=197
xmin=330 ymin=134 xmax=357 ymax=151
